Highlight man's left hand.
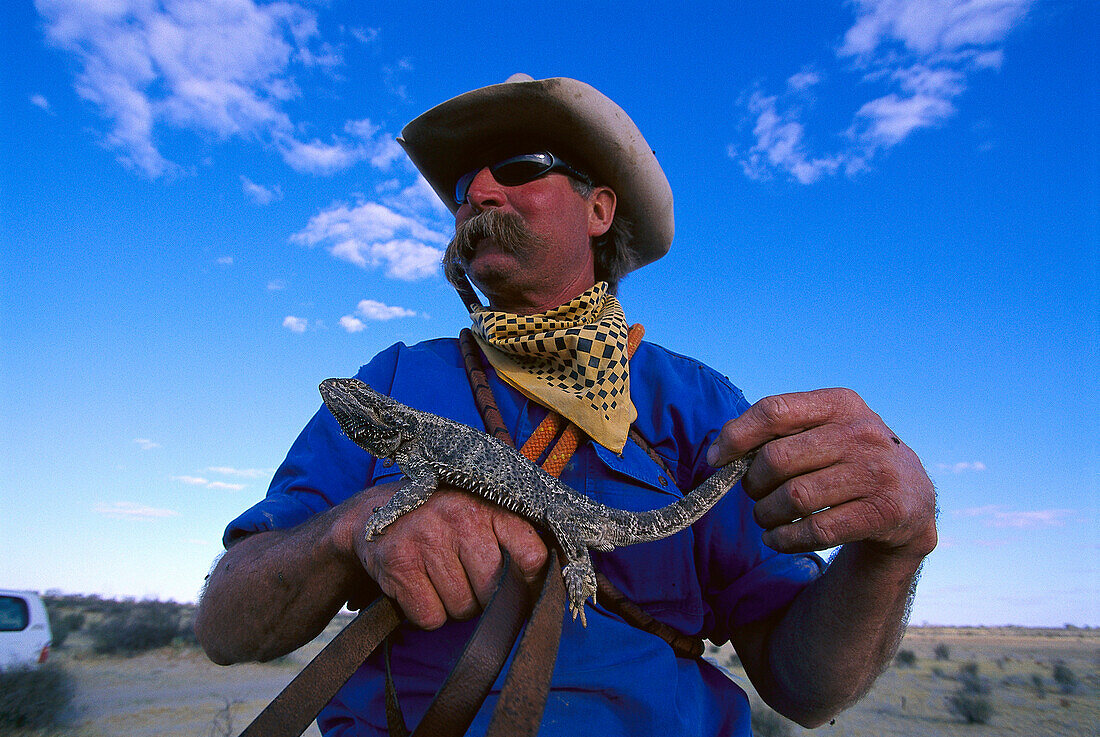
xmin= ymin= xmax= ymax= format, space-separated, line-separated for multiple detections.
xmin=707 ymin=388 xmax=936 ymax=558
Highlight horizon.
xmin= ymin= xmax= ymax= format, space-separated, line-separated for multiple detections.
xmin=2 ymin=0 xmax=1097 ymax=628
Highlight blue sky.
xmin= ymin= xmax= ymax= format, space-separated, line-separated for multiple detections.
xmin=1 ymin=0 xmax=1096 ymax=627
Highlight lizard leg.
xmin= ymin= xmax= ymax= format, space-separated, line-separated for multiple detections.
xmin=364 ymin=470 xmax=439 ymax=540
xmin=547 ymin=523 xmax=597 ymax=627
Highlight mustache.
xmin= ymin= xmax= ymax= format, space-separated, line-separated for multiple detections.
xmin=442 ymin=209 xmax=547 ymax=288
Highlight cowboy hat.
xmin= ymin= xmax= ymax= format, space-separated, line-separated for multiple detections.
xmin=398 ymin=74 xmax=674 ymax=271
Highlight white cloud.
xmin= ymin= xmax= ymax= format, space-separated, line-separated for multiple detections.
xmin=241 ymin=176 xmax=282 ymax=205
xmin=216 ymin=255 xmax=233 ymax=265
xmin=339 ymin=315 xmax=366 ymax=332
xmin=283 ymin=315 xmax=308 ymax=332
xmin=275 ymin=134 xmax=365 ymax=175
xmin=786 ymin=70 xmax=821 ymax=91
xmin=36 ymin=0 xmax=398 ymax=178
xmin=207 ymin=481 xmax=246 ymax=490
xmin=172 ymin=475 xmax=210 ymax=486
xmin=732 ymin=0 xmax=1035 ymax=182
xmin=955 ymin=504 xmax=1073 ymax=529
xmin=357 ymin=299 xmax=417 ymax=320
xmin=291 ymin=201 xmax=447 ymax=280
xmin=205 ymin=466 xmax=272 ymax=478
xmin=30 ymin=94 xmax=51 ymax=111
xmin=267 ymin=279 xmax=286 ymax=290
xmin=936 ymin=460 xmax=986 ymax=473
xmin=96 ymin=501 xmax=179 ymax=519
xmin=133 ymin=437 xmax=160 ymax=450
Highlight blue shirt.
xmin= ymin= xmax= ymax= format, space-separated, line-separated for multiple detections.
xmin=225 ymin=338 xmax=824 ymax=736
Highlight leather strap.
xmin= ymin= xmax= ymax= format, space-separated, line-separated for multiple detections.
xmin=410 ymin=552 xmax=533 ymax=737
xmin=485 ymin=549 xmax=567 ymax=737
xmin=460 ymin=327 xmax=705 ymax=660
xmin=238 ymin=596 xmax=401 ymax=737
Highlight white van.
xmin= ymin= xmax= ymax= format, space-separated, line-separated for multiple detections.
xmin=0 ymin=589 xmax=52 ymax=669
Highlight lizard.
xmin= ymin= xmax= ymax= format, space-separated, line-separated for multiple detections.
xmin=318 ymin=377 xmax=755 ymax=627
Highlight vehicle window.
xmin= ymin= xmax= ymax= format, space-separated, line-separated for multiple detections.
xmin=0 ymin=596 xmax=30 ymax=632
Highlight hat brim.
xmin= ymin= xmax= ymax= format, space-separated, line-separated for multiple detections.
xmin=398 ymin=77 xmax=673 ymax=272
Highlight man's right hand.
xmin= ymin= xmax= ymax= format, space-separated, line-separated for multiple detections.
xmin=333 ymin=481 xmax=549 ymax=630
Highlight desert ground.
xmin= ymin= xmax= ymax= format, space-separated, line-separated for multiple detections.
xmin=16 ymin=618 xmax=1100 ymax=737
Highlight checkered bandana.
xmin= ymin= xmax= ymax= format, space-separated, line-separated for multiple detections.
xmin=469 ymin=282 xmax=637 ymax=453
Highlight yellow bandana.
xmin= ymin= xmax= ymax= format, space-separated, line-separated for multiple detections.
xmin=469 ymin=282 xmax=636 ymax=453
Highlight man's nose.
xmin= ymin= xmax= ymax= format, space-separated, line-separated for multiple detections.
xmin=464 ymin=167 xmax=506 ymax=210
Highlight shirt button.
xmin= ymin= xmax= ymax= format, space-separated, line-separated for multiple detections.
xmin=658 ymin=476 xmax=669 ymax=487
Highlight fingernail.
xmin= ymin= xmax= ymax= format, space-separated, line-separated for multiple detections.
xmin=706 ymin=444 xmax=719 ymax=466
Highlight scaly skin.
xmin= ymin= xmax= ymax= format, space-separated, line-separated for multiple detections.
xmin=319 ymin=377 xmax=754 ymax=626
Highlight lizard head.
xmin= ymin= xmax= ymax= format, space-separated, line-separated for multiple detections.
xmin=319 ymin=378 xmax=418 ymax=460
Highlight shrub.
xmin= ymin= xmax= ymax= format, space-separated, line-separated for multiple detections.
xmin=958 ymin=662 xmax=990 ymax=694
xmin=46 ymin=608 xmax=85 ymax=649
xmin=0 ymin=664 xmax=75 ymax=729
xmin=1031 ymin=673 xmax=1046 ymax=699
xmin=894 ymin=649 xmax=917 ymax=668
xmin=89 ymin=600 xmax=182 ymax=655
xmin=750 ymin=704 xmax=793 ymax=737
xmin=948 ymin=691 xmax=993 ymax=724
xmin=934 ymin=643 xmax=950 ymax=660
xmin=1052 ymin=661 xmax=1078 ymax=694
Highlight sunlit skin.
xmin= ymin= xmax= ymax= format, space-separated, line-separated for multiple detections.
xmin=455 ymin=167 xmax=615 ymax=315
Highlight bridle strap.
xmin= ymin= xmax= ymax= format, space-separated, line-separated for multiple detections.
xmin=238 ymin=597 xmax=402 ymax=737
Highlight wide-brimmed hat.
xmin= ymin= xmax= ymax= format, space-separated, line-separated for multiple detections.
xmin=398 ymin=74 xmax=673 ymax=271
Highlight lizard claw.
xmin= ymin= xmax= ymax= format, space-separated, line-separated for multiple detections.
xmin=562 ymin=562 xmax=596 ymax=628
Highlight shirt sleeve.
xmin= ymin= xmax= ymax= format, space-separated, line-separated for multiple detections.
xmin=666 ymin=356 xmax=826 ymax=643
xmin=221 ymin=344 xmax=402 ymax=548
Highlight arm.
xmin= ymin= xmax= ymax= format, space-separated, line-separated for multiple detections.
xmin=195 ymin=481 xmax=548 ymax=664
xmin=709 ymin=389 xmax=936 ymax=727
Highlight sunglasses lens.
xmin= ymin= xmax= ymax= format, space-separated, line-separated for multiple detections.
xmin=455 ymin=153 xmax=564 ymax=203
xmin=492 ymin=154 xmax=553 ymax=186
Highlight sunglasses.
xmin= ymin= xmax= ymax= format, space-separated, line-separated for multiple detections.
xmin=454 ymin=151 xmax=592 ymax=204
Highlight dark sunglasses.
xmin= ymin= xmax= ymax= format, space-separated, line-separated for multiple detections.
xmin=454 ymin=151 xmax=592 ymax=204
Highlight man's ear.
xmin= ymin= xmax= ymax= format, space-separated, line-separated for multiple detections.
xmin=587 ymin=186 xmax=616 ymax=238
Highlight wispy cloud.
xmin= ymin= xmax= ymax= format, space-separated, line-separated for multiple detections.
xmin=283 ymin=315 xmax=308 ymax=333
xmin=205 ymin=466 xmax=272 ymax=479
xmin=358 ymin=299 xmax=418 ymax=320
xmin=96 ymin=501 xmax=179 ymax=519
xmin=207 ymin=481 xmax=246 ymax=490
xmin=173 ymin=472 xmax=249 ymax=490
xmin=936 ymin=461 xmax=986 ymax=473
xmin=267 ymin=279 xmax=287 ymax=291
xmin=133 ymin=438 xmax=160 ymax=451
xmin=732 ymin=0 xmax=1035 ymax=182
xmin=241 ymin=176 xmax=282 ymax=205
xmin=291 ymin=200 xmax=448 ymax=280
xmin=30 ymin=94 xmax=52 ymax=112
xmin=216 ymin=256 xmax=234 ymax=266
xmin=35 ymin=0 xmax=397 ymax=179
xmin=338 ymin=299 xmax=419 ymax=332
xmin=955 ymin=505 xmax=1073 ymax=529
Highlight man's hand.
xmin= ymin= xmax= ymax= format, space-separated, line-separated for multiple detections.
xmin=707 ymin=388 xmax=936 ymax=559
xmin=332 ymin=482 xmax=549 ymax=630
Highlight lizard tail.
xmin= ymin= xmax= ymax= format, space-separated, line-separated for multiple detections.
xmin=601 ymin=452 xmax=755 ymax=545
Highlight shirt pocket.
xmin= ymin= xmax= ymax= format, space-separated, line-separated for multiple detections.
xmin=581 ymin=443 xmax=706 ymax=630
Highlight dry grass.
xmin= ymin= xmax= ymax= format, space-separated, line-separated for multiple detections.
xmin=13 ymin=618 xmax=1098 ymax=736
xmin=706 ymin=626 xmax=1099 ymax=737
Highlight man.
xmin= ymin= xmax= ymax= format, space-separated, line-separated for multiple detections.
xmin=196 ymin=75 xmax=936 ymax=736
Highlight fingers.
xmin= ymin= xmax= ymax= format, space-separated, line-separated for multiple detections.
xmin=356 ymin=486 xmax=543 ymax=630
xmin=707 ymin=388 xmax=869 ymax=466
xmin=492 ymin=510 xmax=548 ymax=583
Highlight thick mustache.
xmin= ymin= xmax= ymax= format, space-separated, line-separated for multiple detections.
xmin=443 ymin=209 xmax=543 ymax=287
